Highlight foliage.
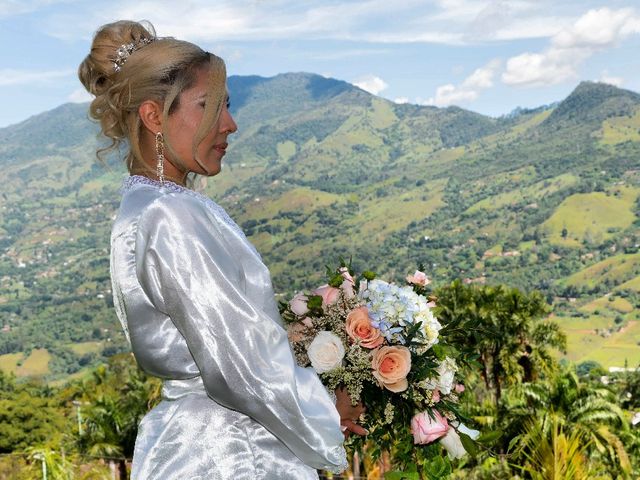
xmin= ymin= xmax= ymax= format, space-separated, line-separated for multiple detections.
xmin=0 ymin=371 xmax=68 ymax=453
xmin=436 ymin=281 xmax=566 ymax=405
xmin=513 ymin=415 xmax=593 ymax=480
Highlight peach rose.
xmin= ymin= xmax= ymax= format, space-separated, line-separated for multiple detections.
xmin=287 ymin=322 xmax=308 ymax=343
xmin=406 ymin=270 xmax=430 ymax=286
xmin=411 ymin=410 xmax=449 ymax=445
xmin=314 ymin=284 xmax=340 ymax=306
xmin=371 ymin=346 xmax=411 ymax=392
xmin=345 ymin=306 xmax=384 ymax=349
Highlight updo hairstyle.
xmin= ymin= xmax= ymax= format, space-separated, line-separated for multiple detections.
xmin=78 ymin=20 xmax=227 ymax=180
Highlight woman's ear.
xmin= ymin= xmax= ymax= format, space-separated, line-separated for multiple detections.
xmin=139 ymin=100 xmax=164 ymax=133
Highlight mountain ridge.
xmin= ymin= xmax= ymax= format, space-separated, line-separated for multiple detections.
xmin=1 ymin=73 xmax=639 ymax=378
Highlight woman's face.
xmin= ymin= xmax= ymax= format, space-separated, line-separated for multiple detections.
xmin=165 ymin=67 xmax=237 ymax=177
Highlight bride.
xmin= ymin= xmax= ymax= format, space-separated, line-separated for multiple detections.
xmin=78 ymin=20 xmax=365 ymax=479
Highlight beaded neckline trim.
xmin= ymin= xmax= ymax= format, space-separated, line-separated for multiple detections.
xmin=121 ymin=175 xmax=261 ymax=259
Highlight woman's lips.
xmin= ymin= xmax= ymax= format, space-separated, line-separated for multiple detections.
xmin=213 ymin=143 xmax=227 ymax=155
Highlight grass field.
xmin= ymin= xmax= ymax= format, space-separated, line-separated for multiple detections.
xmin=0 ymin=352 xmax=24 ymax=374
xmin=616 ymin=276 xmax=640 ymax=293
xmin=466 ymin=173 xmax=578 ymax=214
xmin=579 ymin=295 xmax=634 ymax=315
xmin=598 ymin=107 xmax=640 ymax=146
xmin=345 ymin=181 xmax=446 ymax=239
xmin=68 ymin=342 xmax=103 ymax=355
xmin=560 ymin=311 xmax=640 ymax=368
xmin=15 ymin=349 xmax=51 ymax=376
xmin=245 ymin=187 xmax=343 ymax=220
xmin=542 ymin=187 xmax=639 ymax=245
xmin=564 ymin=253 xmax=640 ymax=289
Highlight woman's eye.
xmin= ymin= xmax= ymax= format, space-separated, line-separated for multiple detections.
xmin=199 ymin=102 xmax=206 ymax=108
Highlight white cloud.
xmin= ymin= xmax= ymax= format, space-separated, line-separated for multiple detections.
xmin=394 ymin=97 xmax=410 ymax=104
xmin=502 ymin=7 xmax=640 ymax=87
xmin=353 ymin=75 xmax=388 ymax=95
xmin=552 ymin=7 xmax=640 ymax=49
xmin=426 ymin=84 xmax=479 ymax=106
xmin=67 ymin=88 xmax=93 ymax=103
xmin=0 ymin=68 xmax=73 ymax=86
xmin=425 ymin=59 xmax=501 ymax=107
xmin=36 ymin=0 xmax=603 ymax=47
xmin=599 ymin=71 xmax=624 ymax=87
xmin=309 ymin=48 xmax=391 ymax=61
xmin=0 ymin=0 xmax=72 ymax=19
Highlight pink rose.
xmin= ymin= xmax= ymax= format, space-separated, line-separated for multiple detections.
xmin=339 ymin=267 xmax=355 ymax=298
xmin=290 ymin=293 xmax=309 ymax=316
xmin=371 ymin=346 xmax=411 ymax=392
xmin=432 ymin=389 xmax=441 ymax=403
xmin=411 ymin=410 xmax=449 ymax=445
xmin=345 ymin=306 xmax=384 ymax=349
xmin=341 ymin=279 xmax=355 ymax=298
xmin=455 ymin=384 xmax=465 ymax=394
xmin=406 ymin=270 xmax=430 ymax=286
xmin=301 ymin=317 xmax=314 ymax=328
xmin=339 ymin=267 xmax=355 ymax=284
xmin=314 ymin=284 xmax=340 ymax=306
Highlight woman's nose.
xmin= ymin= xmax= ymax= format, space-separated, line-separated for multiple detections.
xmin=221 ymin=109 xmax=237 ymax=134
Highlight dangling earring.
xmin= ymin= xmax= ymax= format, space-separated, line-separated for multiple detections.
xmin=155 ymin=132 xmax=165 ymax=185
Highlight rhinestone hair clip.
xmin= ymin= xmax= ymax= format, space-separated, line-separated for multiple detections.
xmin=113 ymin=37 xmax=154 ymax=72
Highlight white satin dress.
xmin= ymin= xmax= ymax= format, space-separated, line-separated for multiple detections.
xmin=110 ymin=176 xmax=347 ymax=479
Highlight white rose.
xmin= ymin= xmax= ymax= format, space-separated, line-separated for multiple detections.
xmin=440 ymin=422 xmax=480 ymax=459
xmin=307 ymin=331 xmax=345 ymax=373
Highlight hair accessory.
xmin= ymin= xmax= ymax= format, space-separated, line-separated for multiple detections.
xmin=155 ymin=132 xmax=165 ymax=185
xmin=113 ymin=37 xmax=154 ymax=72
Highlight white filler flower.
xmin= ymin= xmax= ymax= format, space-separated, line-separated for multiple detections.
xmin=425 ymin=357 xmax=458 ymax=395
xmin=307 ymin=331 xmax=346 ymax=373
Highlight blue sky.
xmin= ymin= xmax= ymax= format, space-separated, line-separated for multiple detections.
xmin=1 ymin=0 xmax=640 ymax=128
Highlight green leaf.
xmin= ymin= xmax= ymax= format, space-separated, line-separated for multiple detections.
xmin=422 ymin=456 xmax=452 ymax=479
xmin=328 ymin=273 xmax=344 ymax=288
xmin=384 ymin=471 xmax=420 ymax=480
xmin=477 ymin=430 xmax=503 ymax=444
xmin=306 ymin=295 xmax=323 ymax=310
xmin=459 ymin=431 xmax=478 ymax=458
xmin=362 ymin=270 xmax=377 ymax=280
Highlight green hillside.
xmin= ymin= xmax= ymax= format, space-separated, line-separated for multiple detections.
xmin=1 ymin=75 xmax=639 ymax=378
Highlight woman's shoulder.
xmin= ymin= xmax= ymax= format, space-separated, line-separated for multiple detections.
xmin=112 ymin=176 xmax=210 ymax=237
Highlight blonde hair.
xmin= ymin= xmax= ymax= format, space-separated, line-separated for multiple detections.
xmin=78 ymin=20 xmax=227 ymax=182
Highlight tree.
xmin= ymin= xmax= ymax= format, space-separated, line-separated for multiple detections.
xmin=75 ymin=355 xmax=161 ymax=480
xmin=436 ymin=281 xmax=566 ymax=406
xmin=505 ymin=368 xmax=631 ymax=477
xmin=0 ymin=372 xmax=67 ymax=453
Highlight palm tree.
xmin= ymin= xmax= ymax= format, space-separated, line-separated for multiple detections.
xmin=504 ymin=367 xmax=631 ymax=477
xmin=76 ymin=355 xmax=161 ymax=480
xmin=437 ymin=281 xmax=566 ymax=406
xmin=514 ymin=414 xmax=594 ymax=480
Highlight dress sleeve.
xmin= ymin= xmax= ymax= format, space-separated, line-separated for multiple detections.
xmin=134 ymin=194 xmax=347 ymax=473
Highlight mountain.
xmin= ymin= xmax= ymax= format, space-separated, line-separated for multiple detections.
xmin=1 ymin=74 xmax=639 ymax=379
xmin=542 ymin=81 xmax=640 ymax=129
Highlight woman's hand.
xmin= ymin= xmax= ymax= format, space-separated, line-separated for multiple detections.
xmin=335 ymin=387 xmax=367 ymax=438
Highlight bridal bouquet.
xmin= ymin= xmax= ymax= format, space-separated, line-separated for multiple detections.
xmin=282 ymin=261 xmax=479 ymax=464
